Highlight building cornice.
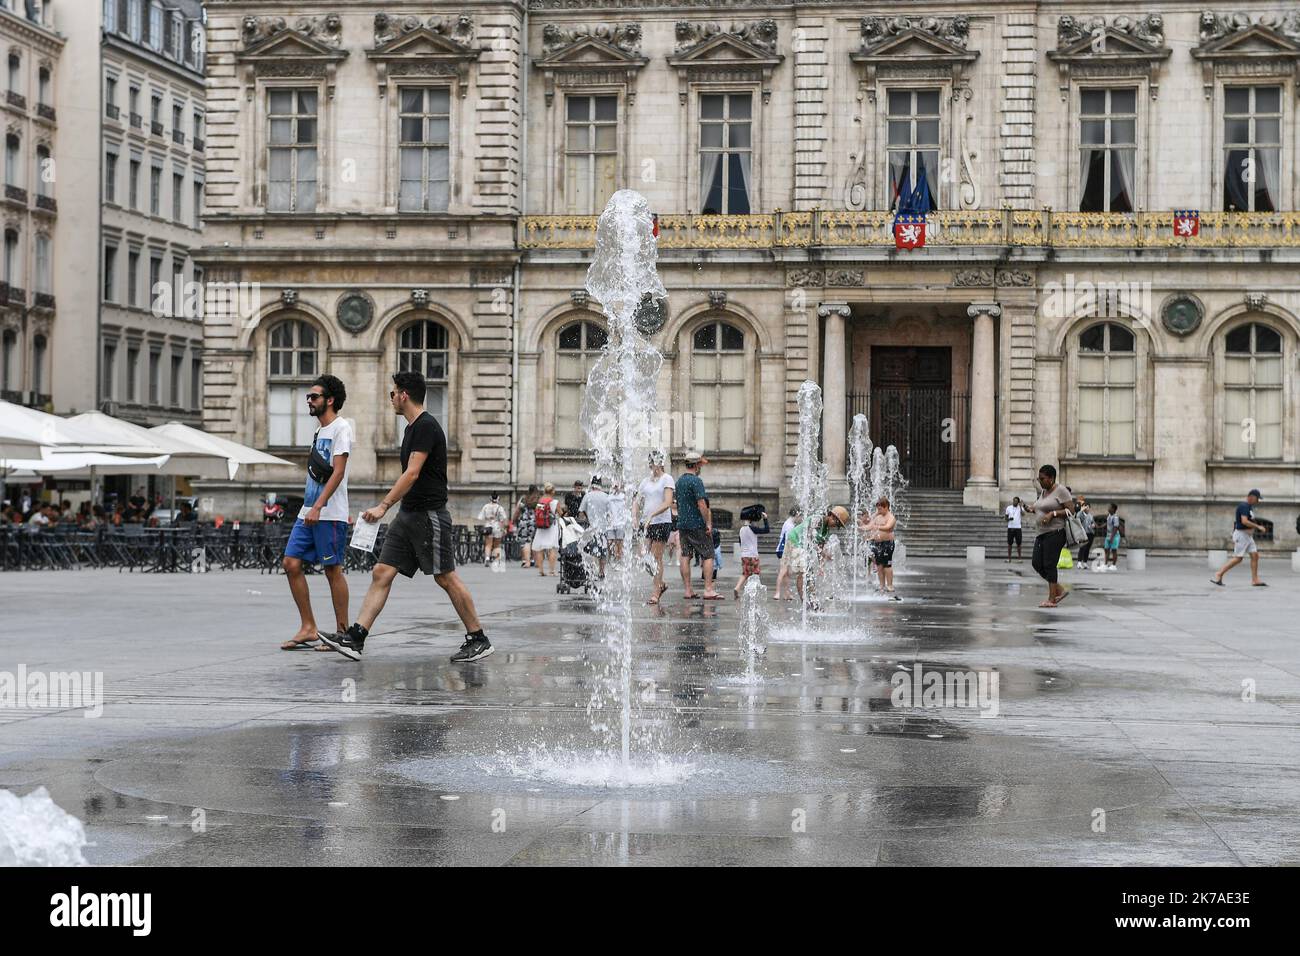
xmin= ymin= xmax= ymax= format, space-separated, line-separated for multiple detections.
xmin=0 ymin=7 xmax=65 ymax=52
xmin=102 ymin=32 xmax=205 ymax=86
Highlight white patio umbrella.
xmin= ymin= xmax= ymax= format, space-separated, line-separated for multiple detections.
xmin=0 ymin=400 xmax=154 ymax=454
xmin=0 ymin=450 xmax=169 ymax=477
xmin=149 ymin=422 xmax=295 ymax=480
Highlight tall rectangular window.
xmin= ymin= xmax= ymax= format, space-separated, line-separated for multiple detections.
xmin=129 ymin=157 xmax=141 ymax=209
xmin=887 ymin=89 xmax=941 ymax=210
xmin=148 ymin=350 xmax=160 ymax=405
xmin=102 ymin=342 xmax=117 ymax=400
xmin=105 ymin=75 xmax=117 ymax=116
xmin=126 ymin=346 xmax=139 ymax=403
xmin=173 ymin=171 xmax=183 ymax=221
xmin=169 ymin=353 xmax=181 ymax=406
xmin=149 ymin=254 xmax=161 ymax=306
xmin=698 ymin=93 xmax=751 ymax=214
xmin=191 ymin=357 xmax=201 ymax=409
xmin=149 ymin=2 xmax=164 ymax=51
xmin=192 ymin=180 xmax=202 ymax=228
xmin=1223 ymin=86 xmax=1281 ymax=212
xmin=267 ymin=89 xmax=318 ymax=212
xmin=128 ymin=0 xmax=142 ymax=42
xmin=150 ymin=164 xmax=161 ymax=215
xmin=1224 ymin=324 xmax=1283 ymax=459
xmin=1079 ymin=88 xmax=1136 ymax=213
xmin=398 ymin=87 xmax=450 ymax=212
xmin=34 ymin=235 xmax=49 ymax=294
xmin=105 ymin=151 xmax=118 ymax=203
xmin=565 ymin=94 xmax=617 ymax=214
xmin=127 ymin=250 xmax=140 ymax=306
xmin=103 ymin=244 xmax=118 ymax=302
xmin=1077 ymin=323 xmax=1136 ymax=456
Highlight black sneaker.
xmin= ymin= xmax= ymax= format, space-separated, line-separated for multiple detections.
xmin=320 ymin=624 xmax=366 ymax=661
xmin=451 ymin=634 xmax=494 ymax=663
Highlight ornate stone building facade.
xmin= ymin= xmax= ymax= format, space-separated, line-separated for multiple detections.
xmin=200 ymin=1 xmax=1300 ymax=549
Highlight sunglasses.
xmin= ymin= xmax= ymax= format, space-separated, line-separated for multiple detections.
xmin=305 ymin=392 xmax=325 ymax=402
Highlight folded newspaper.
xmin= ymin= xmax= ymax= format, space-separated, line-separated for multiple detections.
xmin=349 ymin=515 xmax=379 ymax=552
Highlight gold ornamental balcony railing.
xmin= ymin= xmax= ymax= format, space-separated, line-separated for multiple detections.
xmin=519 ymin=210 xmax=1300 ymax=250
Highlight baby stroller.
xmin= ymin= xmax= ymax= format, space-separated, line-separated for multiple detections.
xmin=556 ymin=515 xmax=591 ymax=595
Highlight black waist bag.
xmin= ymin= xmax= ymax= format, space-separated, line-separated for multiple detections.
xmin=307 ymin=431 xmax=333 ymax=484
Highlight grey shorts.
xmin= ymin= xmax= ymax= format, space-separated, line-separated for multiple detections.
xmin=1231 ymin=529 xmax=1258 ymax=557
xmin=378 ymin=508 xmax=456 ymax=578
xmin=681 ymin=526 xmax=713 ymax=561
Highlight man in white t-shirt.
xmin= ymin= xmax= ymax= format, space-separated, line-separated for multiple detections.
xmin=635 ymin=450 xmax=676 ymax=604
xmin=1005 ymin=496 xmax=1027 ymax=562
xmin=476 ymin=494 xmax=508 ymax=566
xmin=578 ymin=476 xmax=613 ymax=577
xmin=282 ymin=375 xmax=353 ymax=651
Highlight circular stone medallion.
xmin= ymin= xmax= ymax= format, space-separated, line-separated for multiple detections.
xmin=337 ymin=292 xmax=374 ymax=334
xmin=633 ymin=293 xmax=668 ymax=336
xmin=1161 ymin=294 xmax=1203 ymax=336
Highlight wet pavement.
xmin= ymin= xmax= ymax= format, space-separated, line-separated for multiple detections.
xmin=2 ymin=557 xmax=1298 ymax=866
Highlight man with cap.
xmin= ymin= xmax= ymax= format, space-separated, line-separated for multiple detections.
xmin=786 ymin=506 xmax=849 ymax=605
xmin=675 ymin=449 xmax=721 ymax=599
xmin=1212 ymin=489 xmax=1268 ymax=587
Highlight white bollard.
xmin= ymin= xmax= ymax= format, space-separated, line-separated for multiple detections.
xmin=1127 ymin=548 xmax=1146 ymax=571
xmin=966 ymin=545 xmax=985 ymax=565
xmin=1292 ymin=549 xmax=1300 ymax=573
xmin=1208 ymin=549 xmax=1228 ymax=569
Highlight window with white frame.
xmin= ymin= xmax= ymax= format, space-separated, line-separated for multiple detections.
xmin=886 ymin=89 xmax=940 ymax=210
xmin=32 ymin=335 xmax=44 ymax=395
xmin=150 ymin=163 xmax=161 ymax=214
xmin=1223 ymin=323 xmax=1283 ymax=459
xmin=1 ymin=329 xmax=15 ymax=392
xmin=7 ymin=54 xmax=20 ymax=96
xmin=3 ymin=229 xmax=16 ymax=285
xmin=268 ymin=89 xmax=318 ymax=212
xmin=1223 ymin=86 xmax=1280 ymax=212
xmin=102 ymin=341 xmax=116 ymax=400
xmin=1077 ymin=322 xmax=1136 ymax=456
xmin=398 ymin=87 xmax=450 ymax=212
xmin=127 ymin=249 xmax=140 ymax=306
xmin=126 ymin=346 xmax=139 ymax=402
xmin=698 ymin=93 xmax=751 ymax=214
xmin=1079 ymin=88 xmax=1136 ymax=213
xmin=267 ymin=319 xmax=319 ymax=446
xmin=104 ymin=149 xmax=117 ymax=203
xmin=148 ymin=349 xmax=160 ymax=404
xmin=565 ymin=94 xmax=617 ymax=214
xmin=36 ymin=145 xmax=50 ymax=196
xmin=128 ymin=0 xmax=142 ymax=42
xmin=148 ymin=1 xmax=163 ymax=51
xmin=555 ymin=320 xmax=607 ymax=448
xmin=191 ymin=356 xmax=201 ymax=408
xmin=395 ymin=320 xmax=450 ymax=442
xmin=103 ymin=244 xmax=117 ymax=302
xmin=34 ymin=234 xmax=49 ymax=293
xmin=6 ymin=134 xmax=21 ymax=188
xmin=691 ymin=320 xmax=746 ymax=451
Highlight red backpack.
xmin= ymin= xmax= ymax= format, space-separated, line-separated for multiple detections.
xmin=534 ymin=497 xmax=554 ymax=529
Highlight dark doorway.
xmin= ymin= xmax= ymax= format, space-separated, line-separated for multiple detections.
xmin=853 ymin=346 xmax=969 ymax=489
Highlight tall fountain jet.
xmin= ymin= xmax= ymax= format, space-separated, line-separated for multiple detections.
xmin=580 ymin=189 xmax=668 ymax=778
xmin=792 ymin=381 xmax=828 ymax=630
xmin=847 ymin=414 xmax=873 ymax=597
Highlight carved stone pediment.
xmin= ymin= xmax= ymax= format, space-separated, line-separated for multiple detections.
xmin=367 ymin=18 xmax=481 ymax=97
xmin=237 ymin=16 xmax=348 ymax=99
xmin=666 ymin=21 xmax=783 ymax=104
xmin=1191 ymin=14 xmax=1300 ymax=98
xmin=535 ymin=24 xmax=649 ymax=105
xmin=1048 ymin=15 xmax=1171 ymax=98
xmin=850 ymin=17 xmax=977 ymax=98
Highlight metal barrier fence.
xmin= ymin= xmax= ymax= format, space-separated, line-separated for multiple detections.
xmin=0 ymin=523 xmax=515 ymax=574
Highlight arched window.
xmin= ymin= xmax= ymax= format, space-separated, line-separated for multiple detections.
xmin=1077 ymin=322 xmax=1135 ymax=456
xmin=34 ymin=234 xmax=50 ymax=293
xmin=691 ymin=320 xmax=746 ymax=450
xmin=396 ymin=319 xmax=451 ymax=442
xmin=1 ymin=329 xmax=15 ymax=392
xmin=5 ymin=134 xmax=20 ymax=189
xmin=32 ymin=334 xmax=45 ymax=395
xmin=1223 ymin=322 xmax=1283 ymax=459
xmin=555 ymin=319 xmax=607 ymax=449
xmin=3 ymin=229 xmax=17 ymax=284
xmin=266 ymin=319 xmax=319 ymax=446
xmin=35 ymin=145 xmax=50 ymax=196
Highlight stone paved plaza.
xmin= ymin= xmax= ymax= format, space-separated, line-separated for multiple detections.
xmin=2 ymin=556 xmax=1298 ymax=867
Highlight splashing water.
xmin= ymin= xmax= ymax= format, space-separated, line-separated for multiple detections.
xmin=578 ymin=189 xmax=669 ymax=779
xmin=738 ymin=576 xmax=770 ymax=684
xmin=847 ymin=414 xmax=872 ymax=597
xmin=0 ymin=788 xmax=87 ymax=866
xmin=792 ymin=381 xmax=828 ymax=630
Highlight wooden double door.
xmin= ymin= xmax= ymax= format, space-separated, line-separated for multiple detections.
xmin=865 ymin=347 xmax=968 ymax=490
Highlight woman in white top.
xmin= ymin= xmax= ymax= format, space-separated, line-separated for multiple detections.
xmin=634 ymin=450 xmax=676 ymax=604
xmin=530 ymin=481 xmax=562 ymax=576
xmin=476 ymin=494 xmax=508 ymax=566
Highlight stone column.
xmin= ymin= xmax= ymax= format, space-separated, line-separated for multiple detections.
xmin=965 ymin=302 xmax=1001 ymax=508
xmin=817 ymin=302 xmax=851 ymax=488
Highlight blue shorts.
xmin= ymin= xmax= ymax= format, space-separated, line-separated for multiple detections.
xmin=1104 ymin=533 xmax=1121 ymax=550
xmin=285 ymin=518 xmax=348 ymax=566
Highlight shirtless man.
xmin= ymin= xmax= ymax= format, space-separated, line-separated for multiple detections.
xmin=866 ymin=496 xmax=897 ymax=593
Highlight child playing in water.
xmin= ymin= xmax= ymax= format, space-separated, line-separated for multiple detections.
xmin=733 ymin=506 xmax=770 ymax=598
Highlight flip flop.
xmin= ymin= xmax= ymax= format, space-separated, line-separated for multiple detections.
xmin=1210 ymin=578 xmax=1224 ymax=587
xmin=1054 ymin=591 xmax=1070 ymax=604
xmin=281 ymin=637 xmax=322 ymax=650
xmin=701 ymin=593 xmax=724 ymax=600
xmin=1253 ymin=581 xmax=1269 ymax=587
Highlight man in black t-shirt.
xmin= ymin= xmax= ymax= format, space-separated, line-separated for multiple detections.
xmin=1212 ymin=489 xmax=1268 ymax=587
xmin=321 ymin=371 xmax=494 ymax=663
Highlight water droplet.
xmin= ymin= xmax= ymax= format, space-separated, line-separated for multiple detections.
xmin=926 ymin=734 xmax=944 ymax=739
xmin=328 ymin=801 xmax=348 ymax=807
xmin=839 ymin=748 xmax=857 ymax=753
xmin=439 ymin=794 xmax=461 ymax=801
xmin=145 ymin=814 xmax=168 ymax=822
